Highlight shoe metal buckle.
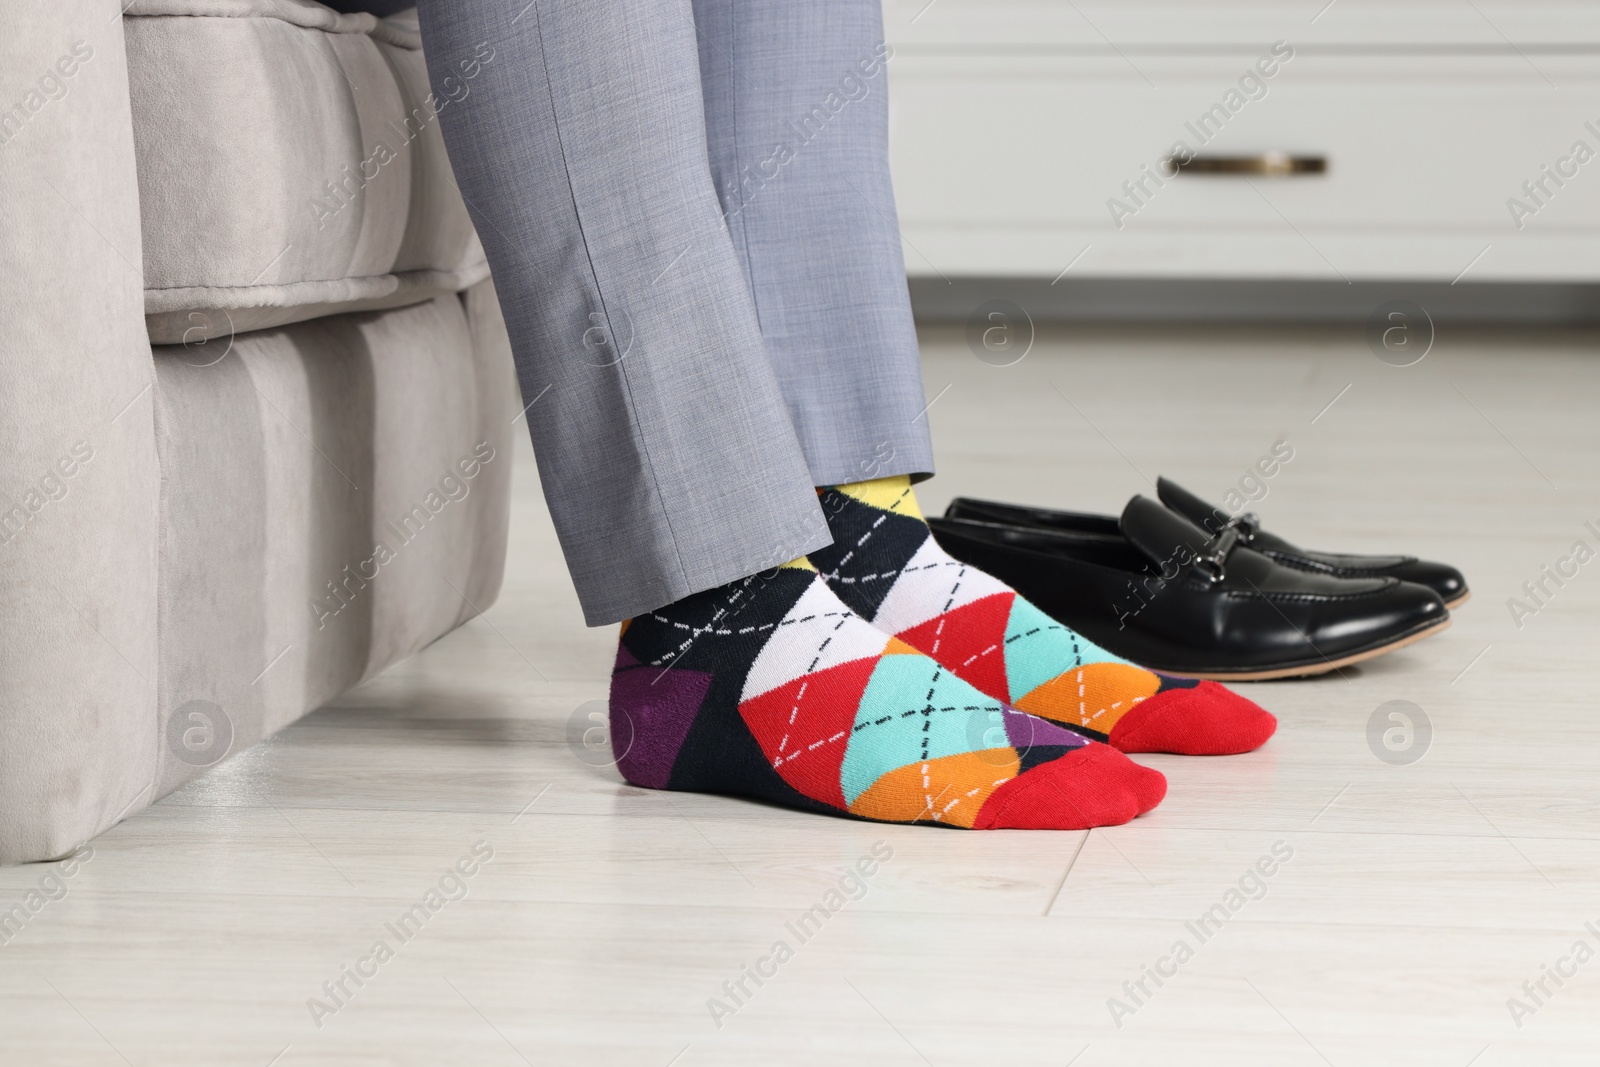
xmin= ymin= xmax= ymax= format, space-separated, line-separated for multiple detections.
xmin=1195 ymin=524 xmax=1242 ymax=584
xmin=1222 ymin=511 xmax=1259 ymax=544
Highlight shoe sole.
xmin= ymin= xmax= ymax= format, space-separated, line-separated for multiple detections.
xmin=1444 ymin=590 xmax=1471 ymax=610
xmin=1157 ymin=616 xmax=1454 ymax=682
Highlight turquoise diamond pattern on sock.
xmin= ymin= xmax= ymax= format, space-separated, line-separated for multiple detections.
xmin=839 ymin=654 xmax=1008 ymax=805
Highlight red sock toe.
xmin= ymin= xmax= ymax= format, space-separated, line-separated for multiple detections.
xmin=1128 ymin=754 xmax=1168 ymax=814
xmin=973 ymin=744 xmax=1166 ymax=829
xmin=1108 ymin=681 xmax=1276 ymax=756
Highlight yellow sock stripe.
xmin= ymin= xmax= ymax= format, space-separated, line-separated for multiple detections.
xmin=833 ymin=475 xmax=922 ymax=519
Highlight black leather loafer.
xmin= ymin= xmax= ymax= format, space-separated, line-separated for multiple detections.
xmin=947 ymin=477 xmax=1470 ymax=609
xmin=927 ymin=496 xmax=1451 ymax=681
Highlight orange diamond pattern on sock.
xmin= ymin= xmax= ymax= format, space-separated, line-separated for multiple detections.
xmin=848 ymin=749 xmax=1020 ymax=827
xmin=1012 ymin=661 xmax=1162 ymax=735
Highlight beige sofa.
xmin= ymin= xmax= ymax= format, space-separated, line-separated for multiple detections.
xmin=0 ymin=0 xmax=516 ymax=864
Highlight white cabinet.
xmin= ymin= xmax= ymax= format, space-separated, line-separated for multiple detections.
xmin=885 ymin=1 xmax=1600 ymax=282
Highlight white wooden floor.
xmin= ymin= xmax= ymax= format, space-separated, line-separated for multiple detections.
xmin=6 ymin=322 xmax=1600 ymax=1065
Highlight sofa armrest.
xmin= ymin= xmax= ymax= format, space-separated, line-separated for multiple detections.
xmin=0 ymin=0 xmax=159 ymax=863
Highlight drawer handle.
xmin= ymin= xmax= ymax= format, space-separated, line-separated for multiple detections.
xmin=1170 ymin=151 xmax=1327 ymax=176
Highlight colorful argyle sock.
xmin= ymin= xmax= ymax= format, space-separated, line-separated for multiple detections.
xmin=610 ymin=559 xmax=1166 ymax=828
xmin=810 ymin=478 xmax=1276 ymax=756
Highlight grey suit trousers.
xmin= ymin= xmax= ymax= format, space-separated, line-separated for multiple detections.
xmin=403 ymin=0 xmax=933 ymax=625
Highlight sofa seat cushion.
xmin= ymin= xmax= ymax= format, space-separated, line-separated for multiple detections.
xmin=152 ymin=284 xmax=515 ymax=799
xmin=124 ymin=1 xmax=491 ymax=343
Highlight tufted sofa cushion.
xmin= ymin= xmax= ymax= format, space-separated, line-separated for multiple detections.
xmin=124 ymin=0 xmax=490 ymax=343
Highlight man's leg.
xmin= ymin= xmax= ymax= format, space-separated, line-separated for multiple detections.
xmin=410 ymin=0 xmax=1168 ymax=824
xmin=414 ymin=0 xmax=830 ymax=627
xmin=690 ymin=0 xmax=934 ymax=486
xmin=689 ymin=1 xmax=1274 ymax=758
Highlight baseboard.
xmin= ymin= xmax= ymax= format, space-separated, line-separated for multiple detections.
xmin=908 ymin=277 xmax=1600 ymax=324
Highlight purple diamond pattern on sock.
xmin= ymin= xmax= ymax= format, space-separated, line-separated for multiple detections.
xmin=1002 ymin=706 xmax=1093 ymax=752
xmin=609 ymin=645 xmax=712 ymax=789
